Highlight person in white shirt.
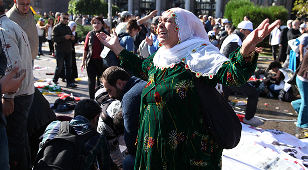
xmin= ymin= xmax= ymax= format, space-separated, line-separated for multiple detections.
xmin=46 ymin=18 xmax=55 ymax=56
xmin=36 ymin=17 xmax=48 ymax=56
xmin=269 ymin=20 xmax=281 ymax=61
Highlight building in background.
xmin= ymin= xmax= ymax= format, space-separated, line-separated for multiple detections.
xmin=3 ymin=0 xmax=297 ymax=20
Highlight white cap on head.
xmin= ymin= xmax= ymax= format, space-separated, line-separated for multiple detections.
xmin=238 ymin=21 xmax=253 ymax=32
xmin=222 ymin=19 xmax=229 ymax=24
xmin=121 ymin=11 xmax=132 ymax=17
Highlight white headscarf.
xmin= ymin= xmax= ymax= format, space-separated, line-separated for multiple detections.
xmin=153 ymin=8 xmax=229 ymax=77
xmin=68 ymin=21 xmax=77 ymax=36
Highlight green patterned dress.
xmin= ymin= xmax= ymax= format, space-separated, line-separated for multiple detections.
xmin=118 ymin=47 xmax=258 ymax=170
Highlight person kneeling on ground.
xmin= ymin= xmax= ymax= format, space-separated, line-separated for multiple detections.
xmin=35 ymin=99 xmax=117 ymax=170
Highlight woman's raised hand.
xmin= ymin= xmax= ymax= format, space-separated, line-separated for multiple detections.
xmin=96 ymin=32 xmax=124 ymax=55
xmin=241 ymin=19 xmax=280 ymax=55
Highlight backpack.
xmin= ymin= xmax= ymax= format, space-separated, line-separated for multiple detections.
xmin=278 ymin=88 xmax=295 ymax=102
xmin=33 ymin=121 xmax=98 ymax=170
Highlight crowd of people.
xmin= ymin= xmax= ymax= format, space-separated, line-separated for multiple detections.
xmin=0 ymin=0 xmax=307 ymax=169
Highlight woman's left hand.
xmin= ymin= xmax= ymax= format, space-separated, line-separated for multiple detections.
xmin=241 ymin=19 xmax=280 ymax=55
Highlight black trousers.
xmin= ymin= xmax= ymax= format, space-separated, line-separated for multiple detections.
xmin=53 ymin=51 xmax=73 ymax=85
xmin=223 ymin=83 xmax=259 ymax=120
xmin=47 ymin=40 xmax=54 ymax=53
xmin=87 ymin=58 xmax=105 ymax=99
xmin=278 ymin=45 xmax=287 ymax=63
xmin=272 ymin=45 xmax=279 ymax=61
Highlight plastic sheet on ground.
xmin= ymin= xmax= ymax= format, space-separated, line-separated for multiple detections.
xmin=222 ymin=123 xmax=308 ymax=170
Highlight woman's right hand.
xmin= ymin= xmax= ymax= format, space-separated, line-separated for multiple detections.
xmin=145 ymin=35 xmax=153 ymax=46
xmin=96 ymin=31 xmax=124 ymax=55
xmin=80 ymin=63 xmax=85 ymax=72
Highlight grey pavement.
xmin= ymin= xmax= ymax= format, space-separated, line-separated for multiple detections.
xmin=34 ymin=43 xmax=299 ymax=136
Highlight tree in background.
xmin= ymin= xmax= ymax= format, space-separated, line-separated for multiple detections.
xmin=68 ymin=0 xmax=120 ymax=17
xmin=224 ymin=0 xmax=288 ymax=28
xmin=224 ymin=0 xmax=288 ymax=48
xmin=292 ymin=0 xmax=308 ymax=18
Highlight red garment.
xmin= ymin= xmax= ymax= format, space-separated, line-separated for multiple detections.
xmin=84 ymin=32 xmax=103 ymax=59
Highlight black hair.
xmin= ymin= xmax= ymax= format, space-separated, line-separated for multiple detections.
xmin=101 ymin=66 xmax=131 ymax=87
xmin=74 ymin=99 xmax=101 ymax=121
xmin=230 ymin=25 xmax=236 ymax=32
xmin=113 ymin=111 xmax=124 ymax=135
xmin=268 ymin=61 xmax=282 ymax=70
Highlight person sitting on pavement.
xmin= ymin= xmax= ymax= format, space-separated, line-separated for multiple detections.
xmin=265 ymin=61 xmax=293 ymax=96
xmin=97 ymin=99 xmax=124 ymax=169
xmin=38 ymin=99 xmax=114 ymax=170
xmin=220 ymin=20 xmax=264 ymax=127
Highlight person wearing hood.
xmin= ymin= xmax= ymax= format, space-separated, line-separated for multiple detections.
xmin=68 ymin=21 xmax=78 ymax=81
xmin=6 ymin=0 xmax=39 ymax=62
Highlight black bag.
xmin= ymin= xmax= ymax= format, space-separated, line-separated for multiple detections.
xmin=278 ymin=88 xmax=295 ymax=102
xmin=181 ymin=63 xmax=242 ymax=149
xmin=33 ymin=121 xmax=98 ymax=170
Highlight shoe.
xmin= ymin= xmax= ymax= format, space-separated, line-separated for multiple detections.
xmin=67 ymin=83 xmax=77 ymax=88
xmin=62 ymin=78 xmax=66 ymax=82
xmin=39 ymin=53 xmax=45 ymax=56
xmin=243 ymin=117 xmax=264 ymax=127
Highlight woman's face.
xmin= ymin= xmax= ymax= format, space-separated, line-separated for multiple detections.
xmin=48 ymin=19 xmax=54 ymax=25
xmin=93 ymin=19 xmax=103 ymax=32
xmin=151 ymin=24 xmax=158 ymax=35
xmin=130 ymin=26 xmax=141 ymax=37
xmin=71 ymin=25 xmax=77 ymax=32
xmin=157 ymin=12 xmax=179 ymax=49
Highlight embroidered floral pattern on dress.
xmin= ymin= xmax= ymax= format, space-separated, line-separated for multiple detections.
xmin=154 ymin=92 xmax=164 ymax=111
xmin=145 ymin=74 xmax=154 ymax=88
xmin=168 ymin=130 xmax=187 ymax=150
xmin=174 ymin=80 xmax=194 ymax=99
xmin=226 ymin=71 xmax=239 ymax=86
xmin=147 ymin=137 xmax=155 ymax=148
xmin=143 ymin=133 xmax=149 ymax=152
xmin=201 ymin=135 xmax=208 ymax=152
xmin=243 ymin=55 xmax=252 ymax=63
xmin=162 ymin=162 xmax=167 ymax=170
xmin=189 ymin=159 xmax=208 ymax=167
xmin=143 ymin=134 xmax=156 ymax=152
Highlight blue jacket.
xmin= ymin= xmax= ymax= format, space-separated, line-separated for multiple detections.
xmin=120 ymin=76 xmax=146 ymax=155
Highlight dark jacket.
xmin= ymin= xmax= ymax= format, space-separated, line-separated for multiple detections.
xmin=298 ymin=52 xmax=308 ymax=80
xmin=286 ymin=28 xmax=301 ymax=55
xmin=0 ymin=41 xmax=7 ymax=126
xmin=221 ymin=29 xmax=245 ymax=58
xmin=52 ymin=23 xmax=73 ymax=53
xmin=279 ymin=27 xmax=289 ymax=47
xmin=120 ymin=76 xmax=147 ymax=156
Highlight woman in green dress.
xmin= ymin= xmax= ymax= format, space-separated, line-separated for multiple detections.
xmin=98 ymin=8 xmax=279 ymax=170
